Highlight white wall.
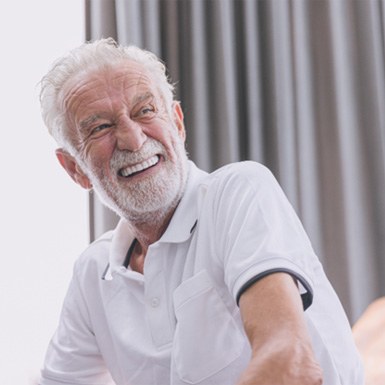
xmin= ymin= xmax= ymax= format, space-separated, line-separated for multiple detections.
xmin=0 ymin=1 xmax=87 ymax=384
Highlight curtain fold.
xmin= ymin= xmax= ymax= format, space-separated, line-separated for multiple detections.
xmin=85 ymin=0 xmax=385 ymax=322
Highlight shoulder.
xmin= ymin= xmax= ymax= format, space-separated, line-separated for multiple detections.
xmin=193 ymin=161 xmax=281 ymax=219
xmin=208 ymin=161 xmax=275 ymax=186
xmin=199 ymin=161 xmax=278 ymax=199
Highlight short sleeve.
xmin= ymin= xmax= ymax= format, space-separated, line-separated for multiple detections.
xmin=39 ymin=271 xmax=114 ymax=385
xmin=209 ymin=162 xmax=316 ymax=310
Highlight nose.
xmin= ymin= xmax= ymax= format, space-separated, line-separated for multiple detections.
xmin=115 ymin=117 xmax=147 ymax=152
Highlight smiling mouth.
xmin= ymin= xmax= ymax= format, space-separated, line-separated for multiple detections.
xmin=118 ymin=155 xmax=160 ymax=177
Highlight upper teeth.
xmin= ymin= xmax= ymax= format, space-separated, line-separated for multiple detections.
xmin=120 ymin=156 xmax=159 ymax=177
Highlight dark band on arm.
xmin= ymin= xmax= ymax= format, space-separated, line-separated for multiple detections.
xmin=236 ymin=268 xmax=313 ymax=310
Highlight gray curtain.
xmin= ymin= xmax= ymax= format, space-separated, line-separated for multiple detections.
xmin=85 ymin=0 xmax=385 ymax=323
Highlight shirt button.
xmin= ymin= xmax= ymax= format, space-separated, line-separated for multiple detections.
xmin=150 ymin=297 xmax=160 ymax=308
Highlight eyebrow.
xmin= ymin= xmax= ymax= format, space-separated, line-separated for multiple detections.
xmin=133 ymin=91 xmax=154 ymax=105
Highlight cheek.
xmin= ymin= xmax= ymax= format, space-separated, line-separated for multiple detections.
xmin=157 ymin=123 xmax=184 ymax=149
xmin=167 ymin=138 xmax=185 ymax=165
xmin=157 ymin=133 xmax=180 ymax=160
xmin=82 ymin=137 xmax=115 ymax=170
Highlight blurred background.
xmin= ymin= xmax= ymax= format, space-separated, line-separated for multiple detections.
xmin=1 ymin=0 xmax=384 ymax=384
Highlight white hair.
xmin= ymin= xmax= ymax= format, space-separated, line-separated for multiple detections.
xmin=39 ymin=38 xmax=175 ymax=154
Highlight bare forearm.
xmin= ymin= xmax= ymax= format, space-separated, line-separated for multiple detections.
xmin=237 ymin=273 xmax=323 ymax=385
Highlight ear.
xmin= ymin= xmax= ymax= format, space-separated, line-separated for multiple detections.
xmin=55 ymin=148 xmax=92 ymax=190
xmin=172 ymin=101 xmax=186 ymax=141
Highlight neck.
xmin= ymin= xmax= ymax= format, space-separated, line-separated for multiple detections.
xmin=125 ymin=203 xmax=177 ymax=250
xmin=125 ymin=205 xmax=176 ymax=275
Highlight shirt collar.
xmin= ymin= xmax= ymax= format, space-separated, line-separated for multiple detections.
xmin=157 ymin=161 xmax=207 ymax=244
xmin=104 ymin=161 xmax=207 ymax=279
xmin=103 ymin=219 xmax=135 ymax=280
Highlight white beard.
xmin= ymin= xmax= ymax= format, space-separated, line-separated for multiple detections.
xmin=86 ymin=137 xmax=189 ymax=223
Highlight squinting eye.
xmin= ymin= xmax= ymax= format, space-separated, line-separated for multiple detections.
xmin=92 ymin=123 xmax=111 ymax=134
xmin=139 ymin=106 xmax=155 ymax=116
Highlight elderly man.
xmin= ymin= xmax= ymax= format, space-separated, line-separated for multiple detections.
xmin=39 ymin=38 xmax=363 ymax=385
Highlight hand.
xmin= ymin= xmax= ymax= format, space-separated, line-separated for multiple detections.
xmin=236 ymin=340 xmax=323 ymax=385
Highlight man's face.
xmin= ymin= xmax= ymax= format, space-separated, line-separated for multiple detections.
xmin=61 ymin=61 xmax=188 ymax=221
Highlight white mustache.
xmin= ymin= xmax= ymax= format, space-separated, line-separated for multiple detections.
xmin=110 ymin=139 xmax=165 ymax=170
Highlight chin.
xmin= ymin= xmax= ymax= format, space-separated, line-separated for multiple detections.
xmin=94 ymin=154 xmax=189 ymax=224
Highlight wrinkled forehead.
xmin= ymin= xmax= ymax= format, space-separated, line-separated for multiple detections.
xmin=61 ymin=60 xmax=157 ymax=100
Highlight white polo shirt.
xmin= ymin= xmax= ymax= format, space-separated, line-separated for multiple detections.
xmin=40 ymin=161 xmax=364 ymax=385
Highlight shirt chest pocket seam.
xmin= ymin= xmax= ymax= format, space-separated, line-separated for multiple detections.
xmin=172 ymin=270 xmax=244 ymax=384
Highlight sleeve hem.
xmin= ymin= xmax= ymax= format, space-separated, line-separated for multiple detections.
xmin=235 ymin=267 xmax=313 ymax=310
xmin=232 ymin=257 xmax=314 ymax=310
